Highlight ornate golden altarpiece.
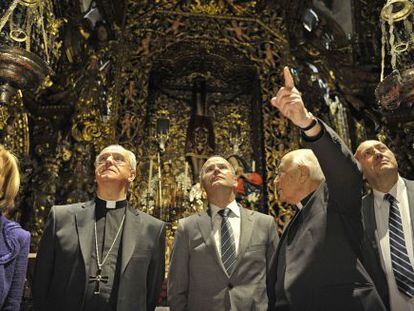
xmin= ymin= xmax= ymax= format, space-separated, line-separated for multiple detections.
xmin=3 ymin=0 xmax=409 ymax=253
xmin=1 ymin=1 xmax=414 ymax=310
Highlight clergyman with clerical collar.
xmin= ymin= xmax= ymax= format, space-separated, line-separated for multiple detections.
xmin=33 ymin=144 xmax=166 ymax=311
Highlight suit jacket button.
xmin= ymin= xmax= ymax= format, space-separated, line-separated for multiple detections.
xmin=228 ymin=283 xmax=233 ymax=289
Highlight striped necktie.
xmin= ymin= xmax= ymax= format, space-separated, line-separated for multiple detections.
xmin=218 ymin=208 xmax=236 ymax=275
xmin=385 ymin=193 xmax=414 ymax=297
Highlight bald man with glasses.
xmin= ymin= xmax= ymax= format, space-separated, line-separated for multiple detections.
xmin=33 ymin=144 xmax=166 ymax=311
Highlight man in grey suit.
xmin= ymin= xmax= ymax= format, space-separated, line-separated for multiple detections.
xmin=356 ymin=140 xmax=414 ymax=310
xmin=268 ymin=67 xmax=386 ymax=311
xmin=168 ymin=155 xmax=279 ymax=311
xmin=33 ymin=145 xmax=166 ymax=311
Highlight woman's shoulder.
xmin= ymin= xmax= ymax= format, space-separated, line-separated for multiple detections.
xmin=0 ymin=216 xmax=30 ymax=264
xmin=2 ymin=216 xmax=30 ymax=242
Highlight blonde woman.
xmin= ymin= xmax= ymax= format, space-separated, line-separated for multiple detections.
xmin=0 ymin=146 xmax=30 ymax=310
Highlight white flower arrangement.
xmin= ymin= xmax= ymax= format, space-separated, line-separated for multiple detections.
xmin=246 ymin=192 xmax=260 ymax=203
xmin=188 ymin=182 xmax=205 ymax=212
xmin=176 ymin=172 xmax=192 ymax=191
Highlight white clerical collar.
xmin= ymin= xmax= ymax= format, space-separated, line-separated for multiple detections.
xmin=210 ymin=200 xmax=240 ymax=218
xmin=106 ymin=201 xmax=116 ymax=209
xmin=295 ymin=190 xmax=315 ymax=211
xmin=95 ymin=196 xmax=128 ymax=209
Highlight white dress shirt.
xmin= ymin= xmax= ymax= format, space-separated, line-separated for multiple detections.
xmin=373 ymin=176 xmax=414 ymax=311
xmin=210 ymin=201 xmax=241 ymax=256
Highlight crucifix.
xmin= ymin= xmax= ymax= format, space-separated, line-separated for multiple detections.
xmin=89 ymin=267 xmax=109 ymax=294
xmin=91 ymin=214 xmax=125 ymax=295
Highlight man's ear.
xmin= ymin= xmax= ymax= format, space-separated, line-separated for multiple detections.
xmin=128 ymin=170 xmax=136 ymax=182
xmin=299 ymin=165 xmax=310 ymax=183
xmin=355 ymin=160 xmax=366 ymax=180
xmin=201 ymin=188 xmax=207 ymax=200
xmin=200 ymin=179 xmax=206 ymax=191
xmin=199 ymin=181 xmax=208 ymax=199
xmin=232 ymin=174 xmax=238 ymax=188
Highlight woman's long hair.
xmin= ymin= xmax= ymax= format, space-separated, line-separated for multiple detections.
xmin=0 ymin=145 xmax=20 ymax=210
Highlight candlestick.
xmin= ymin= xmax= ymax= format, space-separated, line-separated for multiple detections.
xmin=148 ymin=158 xmax=153 ymax=194
xmin=252 ymin=160 xmax=256 ymax=172
xmin=184 ymin=161 xmax=188 ymax=190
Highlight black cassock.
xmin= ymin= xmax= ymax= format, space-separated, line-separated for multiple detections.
xmin=83 ymin=197 xmax=127 ymax=311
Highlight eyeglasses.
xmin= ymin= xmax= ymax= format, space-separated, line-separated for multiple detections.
xmin=96 ymin=152 xmax=128 ymax=166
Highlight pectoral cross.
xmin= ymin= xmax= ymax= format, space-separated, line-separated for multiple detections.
xmin=89 ymin=268 xmax=109 ymax=294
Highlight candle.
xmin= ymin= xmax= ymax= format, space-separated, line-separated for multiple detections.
xmin=184 ymin=161 xmax=188 ymax=190
xmin=148 ymin=158 xmax=153 ymax=193
xmin=252 ymin=160 xmax=256 ymax=172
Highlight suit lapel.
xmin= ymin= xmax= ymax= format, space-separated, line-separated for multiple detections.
xmin=75 ymin=200 xmax=95 ymax=281
xmin=273 ymin=191 xmax=313 ymax=273
xmin=404 ymin=179 xmax=414 ymax=231
xmin=286 ymin=184 xmax=325 ymax=243
xmin=196 ymin=210 xmax=228 ymax=277
xmin=271 ymin=212 xmax=295 ymax=284
xmin=276 ymin=206 xmax=302 ymax=259
xmin=362 ymin=193 xmax=383 ymax=263
xmin=120 ymin=204 xmax=141 ymax=276
xmin=231 ymin=206 xmax=254 ymax=276
xmin=363 ymin=193 xmax=377 ymax=234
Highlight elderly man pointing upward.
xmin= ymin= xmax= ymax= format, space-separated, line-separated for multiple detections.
xmin=269 ymin=67 xmax=386 ymax=311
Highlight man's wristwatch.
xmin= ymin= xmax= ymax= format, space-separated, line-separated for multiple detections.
xmin=299 ymin=117 xmax=318 ymax=131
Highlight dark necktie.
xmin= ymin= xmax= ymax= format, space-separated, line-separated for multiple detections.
xmin=385 ymin=193 xmax=414 ymax=297
xmin=218 ymin=208 xmax=236 ymax=275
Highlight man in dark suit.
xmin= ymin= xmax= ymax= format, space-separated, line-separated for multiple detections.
xmin=33 ymin=144 xmax=166 ymax=311
xmin=268 ymin=67 xmax=386 ymax=311
xmin=356 ymin=140 xmax=414 ymax=310
xmin=168 ymin=155 xmax=279 ymax=311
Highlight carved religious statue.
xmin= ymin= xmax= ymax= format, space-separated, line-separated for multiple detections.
xmin=185 ymin=76 xmax=215 ymax=182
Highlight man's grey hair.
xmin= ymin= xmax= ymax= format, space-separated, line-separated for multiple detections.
xmin=96 ymin=144 xmax=137 ymax=170
xmin=288 ymin=149 xmax=325 ymax=181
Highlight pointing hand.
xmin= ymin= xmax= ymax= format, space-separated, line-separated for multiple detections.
xmin=270 ymin=67 xmax=315 ymax=129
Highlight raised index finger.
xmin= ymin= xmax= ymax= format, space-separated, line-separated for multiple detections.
xmin=283 ymin=66 xmax=294 ymax=90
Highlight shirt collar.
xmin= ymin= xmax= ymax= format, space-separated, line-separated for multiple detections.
xmin=210 ymin=200 xmax=240 ymax=218
xmin=296 ymin=191 xmax=314 ymax=210
xmin=373 ymin=175 xmax=405 ymax=207
xmin=95 ymin=196 xmax=128 ymax=209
